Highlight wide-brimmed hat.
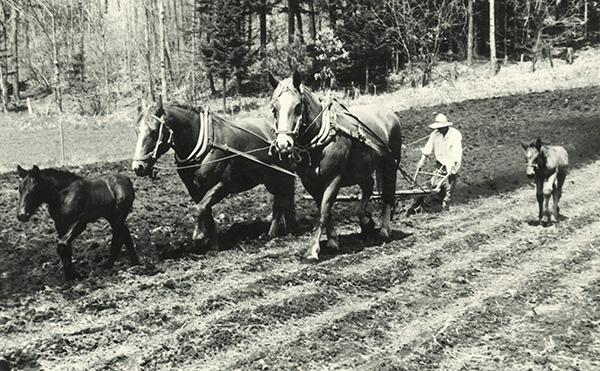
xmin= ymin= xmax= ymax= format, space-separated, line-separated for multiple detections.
xmin=429 ymin=113 xmax=453 ymax=129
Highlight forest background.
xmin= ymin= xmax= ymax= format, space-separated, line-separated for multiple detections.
xmin=0 ymin=0 xmax=598 ymax=117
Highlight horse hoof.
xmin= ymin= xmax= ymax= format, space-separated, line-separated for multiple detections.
xmin=326 ymin=239 xmax=340 ymax=251
xmin=302 ymin=254 xmax=319 ymax=264
xmin=377 ymin=229 xmax=391 ymax=241
xmin=64 ymin=270 xmax=82 ymax=281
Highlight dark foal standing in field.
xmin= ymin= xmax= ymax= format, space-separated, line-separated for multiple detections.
xmin=17 ymin=165 xmax=139 ymax=280
xmin=521 ymin=138 xmax=569 ymax=226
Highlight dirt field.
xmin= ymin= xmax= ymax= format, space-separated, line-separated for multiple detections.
xmin=1 ymin=86 xmax=599 ymax=370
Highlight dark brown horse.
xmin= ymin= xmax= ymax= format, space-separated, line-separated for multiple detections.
xmin=17 ymin=165 xmax=139 ymax=280
xmin=132 ymin=97 xmax=296 ymax=251
xmin=521 ymin=138 xmax=569 ymax=226
xmin=269 ymin=71 xmax=403 ymax=262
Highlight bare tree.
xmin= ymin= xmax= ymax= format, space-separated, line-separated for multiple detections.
xmin=377 ymin=0 xmax=464 ymax=86
xmin=159 ymin=0 xmax=167 ymax=99
xmin=10 ymin=2 xmax=21 ymax=104
xmin=490 ymin=0 xmax=497 ymax=75
xmin=467 ymin=0 xmax=473 ymax=65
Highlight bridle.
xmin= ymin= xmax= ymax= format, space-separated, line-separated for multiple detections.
xmin=133 ymin=112 xmax=174 ymax=163
xmin=271 ymin=86 xmax=305 ymax=139
xmin=271 ymin=86 xmax=331 ymax=148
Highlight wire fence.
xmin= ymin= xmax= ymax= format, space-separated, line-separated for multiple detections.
xmin=1 ymin=124 xmax=139 ymax=172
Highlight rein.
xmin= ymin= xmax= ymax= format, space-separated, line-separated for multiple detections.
xmin=275 ymin=88 xmax=419 ymax=188
xmin=136 ymin=108 xmax=297 ymax=178
xmin=132 ymin=114 xmax=174 ymax=162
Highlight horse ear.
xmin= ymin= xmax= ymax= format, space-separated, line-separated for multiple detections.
xmin=157 ymin=95 xmax=163 ymax=109
xmin=268 ymin=73 xmax=280 ymax=89
xmin=17 ymin=165 xmax=27 ymax=178
xmin=293 ymin=70 xmax=302 ymax=90
xmin=139 ymin=97 xmax=147 ymax=114
xmin=535 ymin=138 xmax=542 ymax=151
xmin=30 ymin=165 xmax=41 ymax=178
xmin=520 ymin=142 xmax=528 ymax=151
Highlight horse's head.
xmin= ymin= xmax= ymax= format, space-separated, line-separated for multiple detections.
xmin=521 ymin=138 xmax=543 ymax=178
xmin=132 ymin=96 xmax=173 ymax=176
xmin=16 ymin=165 xmax=44 ymax=222
xmin=269 ymin=71 xmax=304 ymax=155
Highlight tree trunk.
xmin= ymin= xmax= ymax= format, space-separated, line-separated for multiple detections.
xmin=125 ymin=0 xmax=132 ymax=81
xmin=159 ymin=0 xmax=167 ymax=99
xmin=259 ymin=0 xmax=267 ymax=57
xmin=191 ymin=0 xmax=198 ymax=101
xmin=467 ymin=0 xmax=473 ymax=65
xmin=222 ymin=74 xmax=227 ymax=113
xmin=79 ymin=1 xmax=85 ymax=82
xmin=503 ymin=0 xmax=508 ymax=64
xmin=364 ymin=62 xmax=369 ymax=93
xmin=10 ymin=4 xmax=20 ymax=104
xmin=288 ymin=0 xmax=295 ymax=43
xmin=208 ymin=71 xmax=216 ymax=96
xmin=98 ymin=9 xmax=110 ymax=113
xmin=51 ymin=5 xmax=63 ymax=112
xmin=144 ymin=2 xmax=155 ymax=101
xmin=328 ymin=0 xmax=336 ymax=30
xmin=172 ymin=0 xmax=181 ymax=81
xmin=0 ymin=3 xmax=8 ymax=110
xmin=531 ymin=28 xmax=542 ymax=72
xmin=308 ymin=0 xmax=316 ymax=40
xmin=584 ymin=0 xmax=588 ymax=39
xmin=294 ymin=0 xmax=303 ymax=43
xmin=489 ymin=0 xmax=497 ymax=76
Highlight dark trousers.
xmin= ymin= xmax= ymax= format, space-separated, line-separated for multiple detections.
xmin=409 ymin=164 xmax=457 ymax=212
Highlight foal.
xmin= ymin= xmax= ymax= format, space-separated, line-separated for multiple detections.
xmin=521 ymin=138 xmax=569 ymax=226
xmin=17 ymin=165 xmax=139 ymax=280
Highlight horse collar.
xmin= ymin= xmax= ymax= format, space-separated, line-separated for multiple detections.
xmin=175 ymin=110 xmax=212 ymax=165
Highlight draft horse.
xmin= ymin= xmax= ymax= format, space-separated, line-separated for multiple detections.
xmin=521 ymin=138 xmax=569 ymax=226
xmin=17 ymin=165 xmax=139 ymax=280
xmin=132 ymin=97 xmax=296 ymax=251
xmin=269 ymin=71 xmax=403 ymax=262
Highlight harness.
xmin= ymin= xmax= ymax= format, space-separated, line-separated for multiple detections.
xmin=136 ymin=108 xmax=297 ymax=178
xmin=273 ymin=90 xmax=415 ymax=185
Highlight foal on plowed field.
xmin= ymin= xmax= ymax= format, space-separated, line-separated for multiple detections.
xmin=17 ymin=165 xmax=139 ymax=280
xmin=521 ymin=138 xmax=569 ymax=226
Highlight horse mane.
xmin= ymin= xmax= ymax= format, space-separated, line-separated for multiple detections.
xmin=40 ymin=168 xmax=82 ymax=188
xmin=166 ymin=101 xmax=207 ymax=115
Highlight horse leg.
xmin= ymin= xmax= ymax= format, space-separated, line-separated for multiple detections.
xmin=121 ymin=225 xmax=140 ymax=265
xmin=379 ymin=164 xmax=397 ymax=240
xmin=358 ymin=176 xmax=376 ymax=237
xmin=204 ymin=209 xmax=219 ymax=252
xmin=57 ymin=221 xmax=87 ymax=280
xmin=304 ymin=176 xmax=342 ymax=263
xmin=265 ymin=177 xmax=297 ymax=237
xmin=193 ymin=182 xmax=227 ymax=252
xmin=542 ymin=172 xmax=557 ymax=226
xmin=553 ymin=171 xmax=566 ymax=224
xmin=105 ymin=225 xmax=124 ymax=268
xmin=268 ymin=195 xmax=284 ymax=237
xmin=535 ymin=178 xmax=544 ymax=224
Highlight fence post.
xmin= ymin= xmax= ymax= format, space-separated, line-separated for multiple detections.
xmin=58 ymin=117 xmax=65 ymax=163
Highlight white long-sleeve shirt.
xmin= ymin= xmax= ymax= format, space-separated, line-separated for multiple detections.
xmin=421 ymin=127 xmax=463 ymax=173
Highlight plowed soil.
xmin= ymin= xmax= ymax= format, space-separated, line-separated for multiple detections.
xmin=1 ymin=86 xmax=599 ymax=370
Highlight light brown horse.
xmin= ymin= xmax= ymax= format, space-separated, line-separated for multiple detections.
xmin=521 ymin=138 xmax=568 ymax=226
xmin=269 ymin=71 xmax=402 ymax=262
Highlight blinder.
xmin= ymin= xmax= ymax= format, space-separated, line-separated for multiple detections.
xmin=134 ymin=112 xmax=174 ymax=162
